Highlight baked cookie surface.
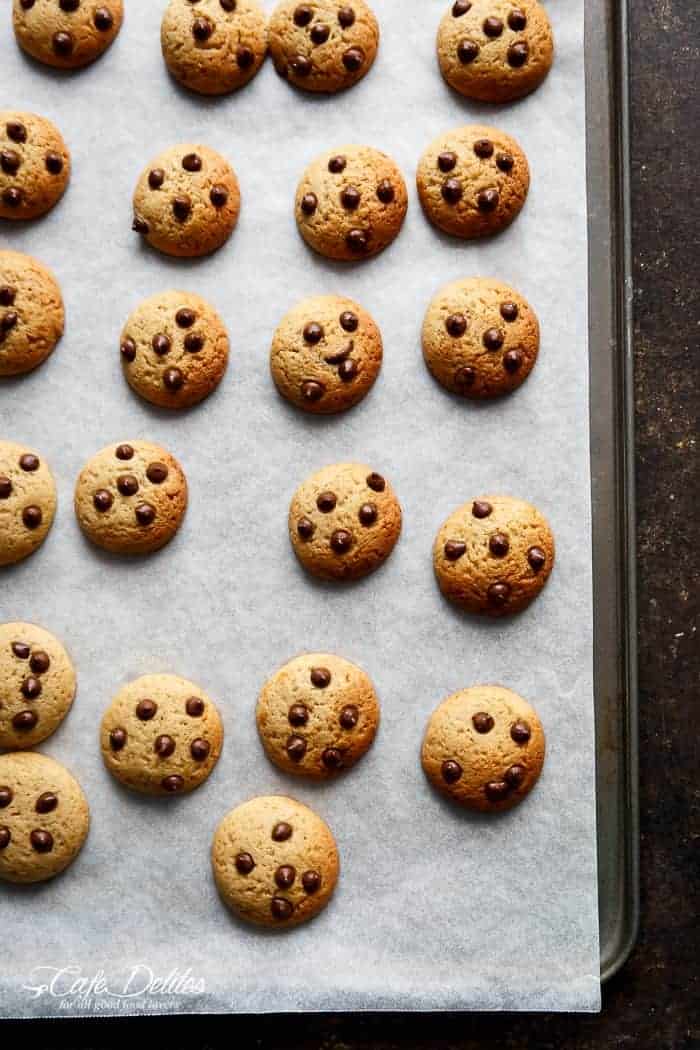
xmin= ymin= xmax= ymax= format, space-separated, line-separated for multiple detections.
xmin=0 ymin=441 xmax=56 ymax=566
xmin=0 ymin=751 xmax=89 ymax=884
xmin=270 ymin=294 xmax=382 ymax=414
xmin=212 ymin=795 xmax=339 ymax=927
xmin=422 ymin=685 xmax=546 ymax=812
xmin=433 ymin=495 xmax=555 ymax=616
xmin=74 ymin=440 xmax=188 ymax=555
xmin=257 ymin=653 xmax=380 ymax=778
xmin=0 ymin=622 xmax=76 ymax=749
xmin=422 ymin=277 xmax=539 ymax=398
xmin=13 ymin=0 xmax=123 ymax=69
xmin=295 ymin=145 xmax=407 ymax=261
xmin=270 ymin=0 xmax=378 ymax=93
xmin=0 ymin=111 xmax=70 ymax=221
xmin=417 ymin=124 xmax=529 ymax=239
xmin=100 ymin=673 xmax=223 ymax=796
xmin=0 ymin=250 xmax=64 ymax=376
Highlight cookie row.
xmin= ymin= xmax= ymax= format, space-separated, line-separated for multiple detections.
xmin=11 ymin=1 xmax=555 ymax=104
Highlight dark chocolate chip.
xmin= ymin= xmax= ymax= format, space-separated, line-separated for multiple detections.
xmin=528 ymin=546 xmax=547 ymax=571
xmin=120 ymin=337 xmax=136 ymax=362
xmin=146 ymin=462 xmax=169 ymax=484
xmin=184 ymin=332 xmax=204 ymax=352
xmin=152 ymin=333 xmax=171 ymax=356
xmin=148 ymin=168 xmax=165 ymax=189
xmin=132 ymin=215 xmax=150 ymax=235
xmin=30 ymin=829 xmax=53 ymax=852
xmin=457 ymin=39 xmax=479 ymax=63
xmin=290 ymin=54 xmax=312 ymax=76
xmin=13 ymin=710 xmax=38 ymax=730
xmin=52 ymin=31 xmax=74 ymax=55
xmin=0 ymin=828 xmax=10 ymax=850
xmin=473 ymin=500 xmax=494 ymax=519
xmin=339 ymin=705 xmax=359 ymax=729
xmin=286 ymin=735 xmax=307 ymax=762
xmin=316 ymin=491 xmax=337 ymax=513
xmin=340 ymin=310 xmax=358 ymax=332
xmin=377 ymin=179 xmax=395 ymax=204
xmin=505 ymin=764 xmax=526 ymax=787
xmin=186 ymin=696 xmax=205 ymax=717
xmin=341 ymin=186 xmax=361 ymax=210
xmin=0 ymin=310 xmax=18 ymax=333
xmin=442 ymin=759 xmax=463 ymax=784
xmin=21 ymin=676 xmax=41 ymax=699
xmin=59 ymin=0 xmax=80 ymax=10
xmin=472 ymin=712 xmax=495 ymax=733
xmin=330 ymin=529 xmax=353 ymax=554
xmin=310 ymin=666 xmax=331 ymax=688
xmin=272 ymin=821 xmax=292 ymax=842
xmin=115 ymin=444 xmax=134 ymax=460
xmin=358 ymin=502 xmax=377 ymax=526
xmin=304 ymin=321 xmax=324 ymax=344
xmin=366 ymin=472 xmax=385 ymax=492
xmin=2 ymin=187 xmax=23 ymax=209
xmin=301 ymin=380 xmax=325 ymax=403
xmin=221 ymin=0 xmax=237 ymax=9
xmin=182 ymin=153 xmax=202 ymax=173
xmin=442 ymin=178 xmax=463 ymax=204
xmin=163 ymin=366 xmax=184 ymax=392
xmin=237 ymin=46 xmax=255 ymax=69
xmin=345 ymin=228 xmax=369 ymax=253
xmin=302 ymin=869 xmax=321 ymax=893
xmin=94 ymin=7 xmax=114 ymax=31
xmin=235 ymin=852 xmax=255 ymax=874
xmin=136 ymin=700 xmax=157 ymax=721
xmin=288 ymin=704 xmax=309 ymax=727
xmin=489 ymin=532 xmax=509 ymax=557
xmin=452 ymin=0 xmax=472 ymax=13
xmin=338 ymin=6 xmax=355 ymax=27
xmin=0 ymin=286 xmax=16 ymax=306
xmin=328 ymin=155 xmax=347 ymax=173
xmin=0 ymin=150 xmax=20 ymax=175
xmin=0 ymin=477 xmax=11 ymax=500
xmin=500 ymin=301 xmax=519 ymax=321
xmin=110 ymin=728 xmax=127 ymax=751
xmin=293 ymin=4 xmax=313 ymax=26
xmin=297 ymin=516 xmax=315 ymax=540
xmin=6 ymin=122 xmax=27 ymax=144
xmin=444 ymin=540 xmax=466 ymax=561
xmin=117 ymin=475 xmax=139 ymax=497
xmin=135 ymin=503 xmax=156 ymax=526
xmin=20 ymin=0 xmax=36 ymax=9
xmin=455 ymin=366 xmax=476 ymax=389
xmin=338 ymin=358 xmax=358 ymax=382
xmin=485 ymin=780 xmax=510 ymax=801
xmin=172 ymin=195 xmax=192 ymax=221
xmin=45 ymin=152 xmax=64 ymax=175
xmin=508 ymin=8 xmax=527 ymax=30
xmin=175 ymin=308 xmax=196 ymax=329
xmin=477 ymin=188 xmax=500 ymax=212
xmin=483 ymin=16 xmax=503 ymax=36
xmin=154 ymin=734 xmax=176 ymax=758
xmin=342 ymin=47 xmax=365 ymax=71
xmin=511 ymin=720 xmax=531 ymax=744
xmin=275 ymin=865 xmax=296 ymax=889
xmin=192 ymin=16 xmax=213 ymax=40
xmin=271 ymin=897 xmax=293 ymax=920
xmin=301 ymin=192 xmax=318 ymax=215
xmin=210 ymin=185 xmax=229 ymax=208
xmin=0 ymin=787 xmax=13 ymax=807
xmin=190 ymin=738 xmax=210 ymax=761
xmin=503 ymin=349 xmax=522 ymax=373
xmin=496 ymin=152 xmax=514 ymax=172
xmin=322 ymin=747 xmax=344 ymax=770
xmin=310 ymin=23 xmax=330 ymax=44
xmin=487 ymin=582 xmax=511 ymax=606
xmin=29 ymin=651 xmax=50 ymax=674
xmin=474 ymin=138 xmax=494 ymax=159
xmin=446 ymin=313 xmax=467 ymax=337
xmin=22 ymin=506 xmax=42 ymax=530
xmin=507 ymin=42 xmax=529 ymax=67
xmin=438 ymin=151 xmax=458 ymax=173
xmin=11 ymin=642 xmax=30 ymax=659
xmin=19 ymin=453 xmax=39 ymax=472
xmin=161 ymin=775 xmax=185 ymax=793
xmin=35 ymin=792 xmax=58 ymax=814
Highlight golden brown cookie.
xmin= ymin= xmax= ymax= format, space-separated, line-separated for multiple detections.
xmin=74 ymin=440 xmax=188 ymax=555
xmin=161 ymin=0 xmax=268 ymax=96
xmin=421 ymin=685 xmax=546 ymax=812
xmin=13 ymin=0 xmax=123 ymax=70
xmin=295 ymin=145 xmax=408 ymax=261
xmin=132 ymin=144 xmax=241 ymax=258
xmin=270 ymin=0 xmax=378 ymax=93
xmin=422 ymin=277 xmax=539 ymax=398
xmin=120 ymin=290 xmax=229 ymax=409
xmin=270 ymin=294 xmax=382 ymax=414
xmin=433 ymin=495 xmax=555 ymax=616
xmin=417 ymin=124 xmax=529 ymax=239
xmin=100 ymin=673 xmax=224 ymax=797
xmin=212 ymin=796 xmax=339 ymax=927
xmin=0 ymin=111 xmax=70 ymax=221
xmin=0 ymin=752 xmax=89 ymax=884
xmin=289 ymin=462 xmax=402 ymax=582
xmin=0 ymin=622 xmax=76 ymax=750
xmin=0 ymin=250 xmax=64 ymax=377
xmin=0 ymin=441 xmax=56 ymax=567
xmin=257 ymin=653 xmax=380 ymax=778
xmin=437 ymin=0 xmax=554 ymax=103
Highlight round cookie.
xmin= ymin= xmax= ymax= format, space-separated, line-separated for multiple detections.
xmin=417 ymin=124 xmax=529 ymax=239
xmin=13 ymin=0 xmax=123 ymax=70
xmin=270 ymin=295 xmax=382 ymax=414
xmin=0 ymin=441 xmax=56 ymax=567
xmin=269 ymin=0 xmax=378 ymax=94
xmin=257 ymin=653 xmax=380 ymax=778
xmin=0 ymin=622 xmax=76 ymax=749
xmin=289 ymin=462 xmax=402 ymax=582
xmin=437 ymin=0 xmax=554 ymax=103
xmin=212 ymin=796 xmax=339 ymax=928
xmin=0 ymin=250 xmax=64 ymax=377
xmin=74 ymin=440 xmax=188 ymax=555
xmin=295 ymin=145 xmax=408 ymax=261
xmin=161 ymin=0 xmax=267 ymax=96
xmin=421 ymin=685 xmax=546 ymax=812
xmin=433 ymin=495 xmax=555 ymax=616
xmin=100 ymin=674 xmax=223 ymax=797
xmin=120 ymin=291 xmax=229 ymax=409
xmin=0 ymin=752 xmax=89 ymax=884
xmin=422 ymin=277 xmax=539 ymax=399
xmin=0 ymin=111 xmax=70 ymax=221
xmin=132 ymin=144 xmax=240 ymax=258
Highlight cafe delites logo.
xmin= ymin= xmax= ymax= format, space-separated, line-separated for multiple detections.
xmin=23 ymin=964 xmax=205 ymax=1009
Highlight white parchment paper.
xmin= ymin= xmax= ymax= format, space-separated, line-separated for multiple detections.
xmin=0 ymin=0 xmax=600 ymax=1015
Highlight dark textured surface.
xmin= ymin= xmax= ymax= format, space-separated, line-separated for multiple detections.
xmin=3 ymin=1 xmax=699 ymax=1046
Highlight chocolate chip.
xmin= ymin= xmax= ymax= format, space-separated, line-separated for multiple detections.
xmin=271 ymin=897 xmax=293 ymax=920
xmin=110 ymin=728 xmax=127 ymax=751
xmin=338 ymin=6 xmax=355 ymax=27
xmin=322 ymin=748 xmax=343 ymax=770
xmin=359 ymin=503 xmax=377 ymax=526
xmin=190 ymin=738 xmax=210 ymax=761
xmin=235 ymin=852 xmax=255 ymax=875
xmin=2 ymin=187 xmax=23 ymax=209
xmin=0 ymin=828 xmax=10 ymax=850
xmin=472 ymin=712 xmax=495 ymax=733
xmin=508 ymin=8 xmax=527 ymax=30
xmin=366 ymin=472 xmax=385 ymax=492
xmin=474 ymin=139 xmax=494 ymax=159
xmin=0 ymin=478 xmax=11 ymax=499
xmin=331 ymin=529 xmax=353 ymax=554
xmin=302 ymin=869 xmax=321 ymax=893
xmin=485 ymin=780 xmax=510 ymax=802
xmin=45 ymin=152 xmax=64 ymax=175
xmin=117 ymin=475 xmax=139 ymax=497
xmin=13 ymin=710 xmax=37 ymax=730
xmin=154 ymin=734 xmax=176 ymax=758
xmin=301 ymin=192 xmax=318 ymax=215
xmin=455 ymin=366 xmax=476 ymax=389
xmin=186 ymin=696 xmax=205 ymax=717
xmin=6 ymin=122 xmax=26 ymax=144
xmin=135 ymin=503 xmax=156 ymax=526
xmin=288 ymin=704 xmax=309 ymax=727
xmin=22 ymin=506 xmax=42 ymax=530
xmin=311 ymin=23 xmax=330 ymax=44
xmin=172 ymin=195 xmax=192 ymax=221
xmin=483 ymin=16 xmax=503 ymax=36
xmin=237 ymin=46 xmax=255 ymax=69
xmin=527 ymin=546 xmax=547 ymax=572
xmin=174 ymin=308 xmax=195 ymax=330
xmin=508 ymin=42 xmax=529 ymax=67
xmin=0 ymin=150 xmax=20 ymax=175
xmin=487 ymin=582 xmax=511 ymax=606
xmin=20 ymin=1 xmax=36 ymax=10
xmin=496 ymin=152 xmax=514 ymax=172
xmin=489 ymin=532 xmax=509 ymax=557
xmin=163 ymin=366 xmax=184 ymax=391
xmin=503 ymin=349 xmax=522 ymax=373
xmin=19 ymin=453 xmax=39 ymax=472
xmin=500 ymin=301 xmax=519 ymax=322
xmin=452 ymin=0 xmax=472 ymax=13
xmin=473 ymin=500 xmax=493 ymax=518
xmin=297 ymin=517 xmax=315 ymax=540
xmin=505 ymin=764 xmax=526 ymax=787
xmin=29 ymin=651 xmax=50 ymax=674
xmin=511 ymin=720 xmax=531 ymax=744
xmin=341 ymin=186 xmax=361 ymax=210
xmin=53 ymin=31 xmax=74 ymax=55
xmin=220 ymin=0 xmax=237 ymax=9
xmin=30 ymin=829 xmax=53 ymax=852
xmin=437 ymin=152 xmax=458 ymax=175
xmin=477 ymin=188 xmax=500 ymax=212
xmin=293 ymin=4 xmax=313 ymax=25
xmin=11 ymin=642 xmax=30 ymax=659
xmin=0 ymin=310 xmax=18 ymax=333
xmin=182 ymin=153 xmax=202 ymax=173
xmin=115 ymin=444 xmax=134 ymax=460
xmin=132 ymin=215 xmax=150 ymax=234
xmin=338 ymin=358 xmax=358 ymax=382
xmin=446 ymin=313 xmax=467 ymax=337
xmin=148 ymin=168 xmax=165 ymax=190
xmin=136 ymin=699 xmax=157 ymax=721
xmin=94 ymin=7 xmax=114 ymax=31
xmin=324 ymin=343 xmax=352 ymax=365
xmin=457 ymin=39 xmax=479 ymax=63
xmin=304 ymin=321 xmax=324 ymax=344
xmin=120 ymin=337 xmax=136 ymax=362
xmin=311 ymin=666 xmax=331 ymax=688
xmin=328 ymin=155 xmax=346 ymax=173
xmin=343 ymin=47 xmax=364 ymax=71
xmin=0 ymin=787 xmax=12 ymax=807
xmin=272 ymin=821 xmax=292 ymax=842
xmin=442 ymin=178 xmax=463 ymax=204
xmin=346 ymin=228 xmax=369 ymax=253
xmin=444 ymin=540 xmax=466 ymax=561
xmin=339 ymin=705 xmax=359 ymax=729
xmin=161 ymin=775 xmax=185 ymax=793
xmin=275 ymin=865 xmax=296 ymax=889
xmin=339 ymin=310 xmax=358 ymax=332
xmin=0 ymin=287 xmax=16 ymax=306
xmin=290 ymin=54 xmax=312 ymax=76
xmin=184 ymin=332 xmax=204 ymax=352
xmin=152 ymin=333 xmax=171 ymax=356
xmin=145 ymin=463 xmax=168 ymax=486
xmin=210 ymin=185 xmax=229 ymax=208
xmin=35 ymin=792 xmax=58 ymax=814
xmin=21 ymin=675 xmax=41 ymax=700
xmin=59 ymin=0 xmax=79 ymax=10
xmin=316 ymin=491 xmax=337 ymax=513
xmin=302 ymin=380 xmax=325 ymax=403
xmin=192 ymin=16 xmax=213 ymax=40
xmin=286 ymin=735 xmax=307 ymax=762
xmin=442 ymin=759 xmax=463 ymax=784
xmin=377 ymin=179 xmax=395 ymax=204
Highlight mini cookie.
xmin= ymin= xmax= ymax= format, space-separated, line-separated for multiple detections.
xmin=433 ymin=495 xmax=554 ymax=616
xmin=132 ymin=144 xmax=240 ymax=258
xmin=0 ymin=752 xmax=89 ymax=884
xmin=417 ymin=124 xmax=529 ymax=239
xmin=270 ymin=0 xmax=379 ymax=93
xmin=437 ymin=0 xmax=554 ymax=103
xmin=212 ymin=796 xmax=339 ymax=927
xmin=0 ymin=622 xmax=76 ymax=749
xmin=289 ymin=462 xmax=402 ymax=582
xmin=0 ymin=251 xmax=64 ymax=377
xmin=74 ymin=440 xmax=188 ymax=555
xmin=100 ymin=674 xmax=223 ymax=797
xmin=161 ymin=0 xmax=267 ymax=96
xmin=120 ymin=291 xmax=229 ymax=409
xmin=295 ymin=145 xmax=408 ymax=261
xmin=270 ymin=295 xmax=382 ymax=414
xmin=0 ymin=441 xmax=56 ymax=567
xmin=13 ymin=0 xmax=123 ymax=70
xmin=0 ymin=111 xmax=70 ymax=221
xmin=421 ymin=685 xmax=545 ymax=812
xmin=257 ymin=653 xmax=379 ymax=778
xmin=422 ymin=277 xmax=539 ymax=398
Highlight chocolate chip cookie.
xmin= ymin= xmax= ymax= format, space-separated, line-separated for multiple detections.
xmin=120 ymin=290 xmax=229 ymax=409
xmin=13 ymin=0 xmax=123 ymax=70
xmin=270 ymin=0 xmax=378 ymax=93
xmin=433 ymin=495 xmax=555 ymax=616
xmin=132 ymin=144 xmax=241 ymax=258
xmin=295 ymin=145 xmax=408 ymax=261
xmin=0 ymin=250 xmax=64 ymax=376
xmin=417 ymin=124 xmax=529 ymax=239
xmin=289 ymin=462 xmax=402 ymax=581
xmin=257 ymin=653 xmax=380 ymax=778
xmin=0 ymin=111 xmax=70 ymax=221
xmin=0 ymin=751 xmax=90 ymax=883
xmin=0 ymin=622 xmax=76 ymax=749
xmin=421 ymin=685 xmax=546 ymax=812
xmin=270 ymin=294 xmax=382 ymax=414
xmin=74 ymin=441 xmax=188 ymax=555
xmin=437 ymin=0 xmax=554 ymax=103
xmin=101 ymin=674 xmax=224 ymax=797
xmin=0 ymin=441 xmax=56 ymax=566
xmin=422 ymin=277 xmax=539 ymax=398
xmin=212 ymin=795 xmax=339 ymax=927
xmin=161 ymin=0 xmax=268 ymax=96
